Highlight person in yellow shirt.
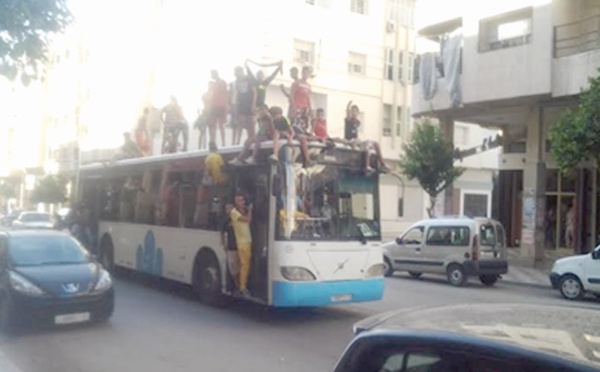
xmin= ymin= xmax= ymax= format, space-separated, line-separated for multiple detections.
xmin=230 ymin=193 xmax=253 ymax=297
xmin=204 ymin=141 xmax=227 ymax=185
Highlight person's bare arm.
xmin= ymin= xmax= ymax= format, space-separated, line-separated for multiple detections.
xmin=251 ymin=86 xmax=257 ymax=112
xmin=346 ymin=100 xmax=352 ymax=119
xmin=280 ymin=84 xmax=290 ymax=98
xmin=264 ymin=65 xmax=281 ymax=86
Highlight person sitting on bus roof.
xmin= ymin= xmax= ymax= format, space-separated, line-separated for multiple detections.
xmin=344 ymin=101 xmax=390 ymax=174
xmin=121 ymin=132 xmax=142 ymax=159
xmin=275 ymin=107 xmax=313 ymax=167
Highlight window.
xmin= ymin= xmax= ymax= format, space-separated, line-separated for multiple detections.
xmin=479 ymin=7 xmax=533 ymax=52
xmin=398 ymin=51 xmax=404 ymax=81
xmin=401 ymin=226 xmax=423 ymax=245
xmin=351 ymin=0 xmax=368 ymax=15
xmin=383 ymin=104 xmax=392 ymax=136
xmin=407 ymin=52 xmax=415 ymax=83
xmin=306 ymin=0 xmax=330 ymax=7
xmin=385 ymin=48 xmax=394 ymax=81
xmin=396 ymin=106 xmax=403 ymax=136
xmin=426 ymin=226 xmax=471 ymax=246
xmin=405 ymin=107 xmax=411 ymax=128
xmin=454 ymin=125 xmax=469 ymax=146
xmin=294 ymin=39 xmax=315 ymax=65
xmin=399 ymin=0 xmax=415 ymax=27
xmin=348 ymin=52 xmax=367 ymax=75
xmin=463 ymin=193 xmax=489 ymax=217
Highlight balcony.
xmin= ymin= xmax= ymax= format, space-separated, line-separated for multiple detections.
xmin=554 ymin=15 xmax=600 ymax=58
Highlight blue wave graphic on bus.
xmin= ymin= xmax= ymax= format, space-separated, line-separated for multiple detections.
xmin=136 ymin=230 xmax=163 ymax=276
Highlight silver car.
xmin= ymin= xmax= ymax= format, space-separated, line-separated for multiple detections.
xmin=11 ymin=212 xmax=56 ymax=230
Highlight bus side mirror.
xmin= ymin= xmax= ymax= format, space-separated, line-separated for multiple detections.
xmin=272 ymin=174 xmax=281 ymax=197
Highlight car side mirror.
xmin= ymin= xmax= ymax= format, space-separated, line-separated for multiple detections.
xmin=593 ymin=250 xmax=600 ymax=260
xmin=395 ymin=237 xmax=403 ymax=245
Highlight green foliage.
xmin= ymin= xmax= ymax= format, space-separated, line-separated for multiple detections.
xmin=549 ymin=68 xmax=600 ymax=172
xmin=0 ymin=0 xmax=72 ymax=84
xmin=400 ymin=118 xmax=465 ymax=217
xmin=30 ymin=175 xmax=68 ymax=204
xmin=0 ymin=178 xmax=18 ymax=198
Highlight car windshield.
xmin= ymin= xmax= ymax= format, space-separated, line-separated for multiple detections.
xmin=19 ymin=213 xmax=52 ymax=222
xmin=8 ymin=235 xmax=89 ymax=267
xmin=276 ymin=163 xmax=380 ymax=241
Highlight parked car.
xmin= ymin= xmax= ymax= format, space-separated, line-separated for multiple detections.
xmin=334 ymin=303 xmax=600 ymax=372
xmin=550 ymin=245 xmax=600 ymax=300
xmin=382 ymin=217 xmax=508 ymax=286
xmin=11 ymin=211 xmax=56 ymax=230
xmin=0 ymin=230 xmax=114 ymax=332
xmin=1 ymin=210 xmax=22 ymax=227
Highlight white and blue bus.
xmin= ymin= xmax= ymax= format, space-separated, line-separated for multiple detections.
xmin=78 ymin=142 xmax=385 ymax=307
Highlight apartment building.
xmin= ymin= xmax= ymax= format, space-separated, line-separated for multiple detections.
xmin=39 ymin=0 xmax=500 ymax=238
xmin=412 ymin=0 xmax=600 ymax=263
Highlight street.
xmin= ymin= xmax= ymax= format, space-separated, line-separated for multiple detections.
xmin=0 ymin=272 xmax=598 ymax=372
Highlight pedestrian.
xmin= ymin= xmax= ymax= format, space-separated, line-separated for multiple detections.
xmin=230 ymin=193 xmax=253 ymax=297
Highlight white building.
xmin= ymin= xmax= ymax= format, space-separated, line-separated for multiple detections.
xmin=39 ymin=0 xmax=499 ymax=238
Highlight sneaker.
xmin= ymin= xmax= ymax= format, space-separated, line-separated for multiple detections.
xmin=379 ymin=164 xmax=391 ymax=174
xmin=239 ymin=289 xmax=251 ymax=297
xmin=365 ymin=166 xmax=375 ymax=175
xmin=244 ymin=157 xmax=256 ymax=164
xmin=229 ymin=158 xmax=243 ymax=166
xmin=269 ymin=154 xmax=279 ymax=164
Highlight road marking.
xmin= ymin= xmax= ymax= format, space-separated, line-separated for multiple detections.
xmin=0 ymin=350 xmax=22 ymax=372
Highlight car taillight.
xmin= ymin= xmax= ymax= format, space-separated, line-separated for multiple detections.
xmin=472 ymin=235 xmax=479 ymax=261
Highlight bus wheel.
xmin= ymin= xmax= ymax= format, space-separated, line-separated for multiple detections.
xmin=100 ymin=235 xmax=115 ymax=273
xmin=193 ymin=253 xmax=224 ymax=306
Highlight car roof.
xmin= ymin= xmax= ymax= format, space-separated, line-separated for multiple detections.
xmin=411 ymin=216 xmax=501 ymax=227
xmin=354 ymin=303 xmax=600 ymax=368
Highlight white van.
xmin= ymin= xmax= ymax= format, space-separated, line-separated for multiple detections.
xmin=550 ymin=245 xmax=600 ymax=300
xmin=382 ymin=217 xmax=509 ymax=286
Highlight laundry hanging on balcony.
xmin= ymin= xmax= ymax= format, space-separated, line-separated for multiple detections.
xmin=419 ymin=52 xmax=438 ymax=100
xmin=442 ymin=34 xmax=462 ymax=107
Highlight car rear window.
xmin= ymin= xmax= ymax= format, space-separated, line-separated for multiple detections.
xmin=20 ymin=213 xmax=52 ymax=222
xmin=425 ymin=226 xmax=470 ymax=246
xmin=8 ymin=235 xmax=89 ymax=267
xmin=479 ymin=224 xmax=497 ymax=246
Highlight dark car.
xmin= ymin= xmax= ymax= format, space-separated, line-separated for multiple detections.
xmin=334 ymin=303 xmax=600 ymax=372
xmin=0 ymin=230 xmax=114 ymax=332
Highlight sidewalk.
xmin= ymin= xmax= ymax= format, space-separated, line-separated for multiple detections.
xmin=501 ymin=247 xmax=572 ymax=288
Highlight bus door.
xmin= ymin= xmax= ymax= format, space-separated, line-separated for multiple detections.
xmin=231 ymin=166 xmax=270 ymax=302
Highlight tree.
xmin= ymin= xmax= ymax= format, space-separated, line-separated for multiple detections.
xmin=0 ymin=0 xmax=72 ymax=84
xmin=399 ymin=118 xmax=465 ymax=218
xmin=0 ymin=178 xmax=18 ymax=199
xmin=30 ymin=175 xmax=68 ymax=204
xmin=549 ymin=68 xmax=600 ymax=173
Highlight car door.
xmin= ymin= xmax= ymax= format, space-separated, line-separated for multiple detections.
xmin=584 ymin=246 xmax=600 ymax=293
xmin=391 ymin=226 xmax=424 ymax=272
xmin=422 ymin=226 xmax=470 ymax=274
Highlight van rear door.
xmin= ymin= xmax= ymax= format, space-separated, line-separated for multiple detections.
xmin=478 ymin=223 xmax=502 ymax=260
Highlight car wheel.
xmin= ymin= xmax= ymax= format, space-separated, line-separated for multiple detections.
xmin=479 ymin=275 xmax=498 ymax=287
xmin=383 ymin=257 xmax=394 ymax=277
xmin=446 ymin=264 xmax=467 ymax=287
xmin=408 ymin=272 xmax=422 ymax=279
xmin=559 ymin=275 xmax=584 ymax=301
xmin=193 ymin=254 xmax=224 ymax=306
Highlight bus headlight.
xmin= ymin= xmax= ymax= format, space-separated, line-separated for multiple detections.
xmin=365 ymin=263 xmax=385 ymax=278
xmin=281 ymin=266 xmax=316 ymax=281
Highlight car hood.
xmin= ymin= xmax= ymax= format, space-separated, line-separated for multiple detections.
xmin=14 ymin=262 xmax=100 ymax=297
xmin=355 ymin=303 xmax=600 ymax=368
xmin=554 ymin=254 xmax=588 ymax=267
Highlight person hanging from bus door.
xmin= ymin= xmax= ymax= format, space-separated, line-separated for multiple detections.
xmin=245 ymin=59 xmax=282 ymax=107
xmin=230 ymin=193 xmax=253 ymax=297
xmin=221 ymin=203 xmax=240 ymax=292
xmin=233 ymin=66 xmax=257 ymax=146
xmin=344 ymin=101 xmax=390 ymax=174
xmin=207 ymin=70 xmax=229 ymax=147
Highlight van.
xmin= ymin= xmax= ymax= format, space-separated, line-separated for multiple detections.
xmin=382 ymin=217 xmax=509 ymax=286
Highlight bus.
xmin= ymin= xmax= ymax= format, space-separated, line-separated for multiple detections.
xmin=77 ymin=142 xmax=385 ymax=307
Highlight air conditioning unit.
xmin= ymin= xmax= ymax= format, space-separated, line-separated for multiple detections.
xmin=386 ymin=21 xmax=396 ymax=33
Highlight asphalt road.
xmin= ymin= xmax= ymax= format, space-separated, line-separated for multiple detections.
xmin=0 ymin=272 xmax=598 ymax=372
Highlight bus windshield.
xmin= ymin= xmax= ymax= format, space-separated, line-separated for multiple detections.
xmin=276 ymin=163 xmax=380 ymax=242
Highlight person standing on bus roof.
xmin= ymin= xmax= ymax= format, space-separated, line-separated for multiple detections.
xmin=230 ymin=193 xmax=253 ymax=297
xmin=234 ymin=66 xmax=257 ymax=145
xmin=207 ymin=70 xmax=229 ymax=147
xmin=221 ymin=203 xmax=240 ymax=291
xmin=135 ymin=108 xmax=150 ymax=156
xmin=121 ymin=132 xmax=142 ymax=158
xmin=161 ymin=95 xmax=189 ymax=152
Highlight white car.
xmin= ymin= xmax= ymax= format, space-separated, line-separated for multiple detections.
xmin=550 ymin=245 xmax=600 ymax=300
xmin=11 ymin=212 xmax=56 ymax=230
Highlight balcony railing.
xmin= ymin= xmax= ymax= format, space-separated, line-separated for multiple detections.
xmin=554 ymin=15 xmax=600 ymax=58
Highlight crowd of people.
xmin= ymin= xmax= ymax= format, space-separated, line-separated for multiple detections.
xmin=120 ymin=59 xmax=389 ymax=173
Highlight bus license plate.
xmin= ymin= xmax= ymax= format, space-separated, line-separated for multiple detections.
xmin=331 ymin=294 xmax=352 ymax=303
xmin=55 ymin=312 xmax=90 ymax=325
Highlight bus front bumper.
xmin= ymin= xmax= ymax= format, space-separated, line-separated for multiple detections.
xmin=271 ymin=278 xmax=385 ymax=308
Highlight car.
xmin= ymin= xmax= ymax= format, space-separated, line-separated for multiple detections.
xmin=11 ymin=211 xmax=56 ymax=230
xmin=334 ymin=303 xmax=600 ymax=372
xmin=550 ymin=244 xmax=600 ymax=300
xmin=1 ymin=210 xmax=22 ymax=227
xmin=0 ymin=230 xmax=114 ymax=332
xmin=382 ymin=216 xmax=508 ymax=286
